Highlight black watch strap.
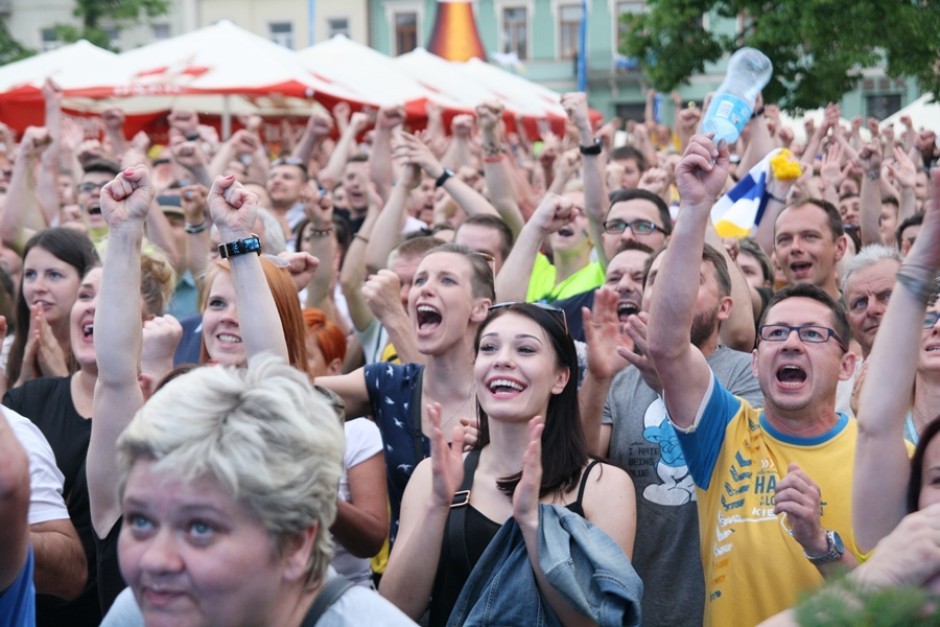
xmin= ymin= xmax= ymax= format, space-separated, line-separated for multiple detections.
xmin=218 ymin=234 xmax=262 ymax=259
xmin=579 ymin=138 xmax=602 ymax=156
xmin=435 ymin=169 xmax=455 ymax=188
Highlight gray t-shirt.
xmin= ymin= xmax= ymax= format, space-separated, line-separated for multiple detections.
xmin=603 ymin=345 xmax=762 ymax=627
xmin=100 ymin=568 xmax=417 ymax=626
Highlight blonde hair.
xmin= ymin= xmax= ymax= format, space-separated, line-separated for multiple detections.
xmin=116 ymin=354 xmax=345 ymax=585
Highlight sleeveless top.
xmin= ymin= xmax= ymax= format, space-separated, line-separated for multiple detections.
xmin=427 ymin=450 xmax=600 ymax=626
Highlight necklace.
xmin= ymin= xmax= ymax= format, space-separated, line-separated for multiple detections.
xmin=434 ymin=382 xmax=477 ymax=435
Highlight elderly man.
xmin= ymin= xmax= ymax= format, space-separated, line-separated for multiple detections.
xmin=648 ymin=135 xmax=860 ymax=626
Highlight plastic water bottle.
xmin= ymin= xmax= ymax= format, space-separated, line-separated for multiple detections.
xmin=701 ymin=47 xmax=773 ymax=145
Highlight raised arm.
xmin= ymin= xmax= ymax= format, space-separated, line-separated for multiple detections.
xmin=370 ymin=105 xmax=405 ymax=202
xmin=853 ymin=169 xmax=940 ymax=553
xmin=477 ymin=102 xmax=525 ymax=237
xmin=318 ymin=112 xmax=371 ymax=192
xmin=648 ymin=135 xmax=731 ymax=427
xmin=494 ymin=194 xmax=574 ymax=303
xmin=887 ymin=145 xmax=918 ymax=226
xmin=562 ymin=92 xmax=609 ymax=268
xmin=0 ymin=411 xmax=29 ymax=592
xmin=364 ymin=151 xmax=420 ymax=273
xmin=0 ymin=127 xmax=50 ymax=250
xmin=858 ymin=141 xmax=884 ymax=247
xmin=89 ymin=164 xmax=153 ymax=536
xmin=208 ymin=175 xmax=288 ymax=362
xmin=37 ymin=80 xmax=63 ymax=227
xmin=291 ymin=107 xmax=333 ymax=168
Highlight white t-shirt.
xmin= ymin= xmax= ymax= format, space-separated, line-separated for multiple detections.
xmin=4 ymin=406 xmax=69 ymax=525
xmin=331 ymin=419 xmax=384 ymax=587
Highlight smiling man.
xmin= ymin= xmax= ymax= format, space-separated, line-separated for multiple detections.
xmin=648 ymin=135 xmax=861 ymax=627
xmin=773 ymin=199 xmax=846 ymax=300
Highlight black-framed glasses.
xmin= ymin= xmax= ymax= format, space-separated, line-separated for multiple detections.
xmin=603 ymin=219 xmax=662 ymax=236
xmin=758 ymin=324 xmax=847 ymax=352
xmin=489 ymin=301 xmax=568 ymax=334
xmin=78 ymin=181 xmax=105 ymax=194
xmin=271 ymin=156 xmax=309 ymax=176
xmin=925 ymin=311 xmax=940 ymax=329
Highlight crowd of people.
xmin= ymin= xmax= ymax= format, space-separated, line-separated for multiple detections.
xmin=1 ymin=75 xmax=939 ymax=626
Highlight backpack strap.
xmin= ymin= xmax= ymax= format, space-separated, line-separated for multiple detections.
xmin=445 ymin=449 xmax=482 ymax=573
xmin=301 ymin=574 xmax=355 ymax=626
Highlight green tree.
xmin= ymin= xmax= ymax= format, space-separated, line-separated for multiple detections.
xmin=56 ymin=0 xmax=170 ymax=50
xmin=0 ymin=20 xmax=35 ymax=65
xmin=621 ymin=0 xmax=940 ymax=110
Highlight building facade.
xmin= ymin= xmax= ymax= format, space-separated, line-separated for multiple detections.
xmin=369 ymin=0 xmax=921 ymax=122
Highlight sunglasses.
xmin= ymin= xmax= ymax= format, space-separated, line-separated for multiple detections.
xmin=489 ymin=301 xmax=568 ymax=334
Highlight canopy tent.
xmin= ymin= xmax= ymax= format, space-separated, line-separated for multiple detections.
xmin=296 ymin=35 xmax=430 ymax=118
xmin=881 ymin=93 xmax=940 ymax=131
xmin=394 ymin=48 xmax=571 ymax=134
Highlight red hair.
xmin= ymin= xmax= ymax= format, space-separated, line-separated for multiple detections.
xmin=302 ymin=308 xmax=346 ymax=365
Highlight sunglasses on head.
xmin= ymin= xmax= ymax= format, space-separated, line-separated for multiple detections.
xmin=489 ymin=301 xmax=568 ymax=334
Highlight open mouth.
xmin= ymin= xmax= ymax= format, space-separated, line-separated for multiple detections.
xmin=617 ymin=300 xmax=639 ymax=322
xmin=790 ymin=262 xmax=812 ymax=277
xmin=416 ymin=304 xmax=442 ymax=332
xmin=217 ymin=333 xmax=242 ymax=344
xmin=558 ymin=226 xmax=575 ymax=237
xmin=487 ymin=377 xmax=527 ymax=398
xmin=776 ymin=365 xmax=807 ymax=385
xmin=88 ymin=205 xmax=102 ymax=216
xmin=82 ymin=323 xmax=93 ymax=338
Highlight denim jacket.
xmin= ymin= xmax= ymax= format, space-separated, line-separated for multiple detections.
xmin=446 ymin=505 xmax=642 ymax=627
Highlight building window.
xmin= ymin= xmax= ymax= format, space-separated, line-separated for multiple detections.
xmin=615 ymin=1 xmax=644 ymax=72
xmin=40 ymin=28 xmax=62 ymax=52
xmin=103 ymin=26 xmax=121 ymax=47
xmin=328 ymin=18 xmax=349 ymax=38
xmin=502 ymin=7 xmax=527 ymax=61
xmin=866 ymin=94 xmax=902 ymax=121
xmin=394 ymin=12 xmax=418 ymax=55
xmin=152 ymin=24 xmax=171 ymax=40
xmin=558 ymin=5 xmax=580 ymax=59
xmin=269 ymin=22 xmax=294 ymax=49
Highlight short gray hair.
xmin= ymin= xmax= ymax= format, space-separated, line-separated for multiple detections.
xmin=116 ymin=354 xmax=345 ymax=585
xmin=840 ymin=244 xmax=902 ymax=294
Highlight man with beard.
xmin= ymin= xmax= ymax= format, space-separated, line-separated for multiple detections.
xmin=583 ymin=241 xmax=761 ymax=627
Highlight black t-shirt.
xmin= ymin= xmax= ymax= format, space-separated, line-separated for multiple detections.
xmin=4 ymin=376 xmax=101 ymax=627
xmin=96 ymin=520 xmax=124 ymax=614
xmin=333 ymin=206 xmax=367 ymax=236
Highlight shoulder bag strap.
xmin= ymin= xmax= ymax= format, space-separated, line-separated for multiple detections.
xmin=301 ymin=574 xmax=355 ymax=626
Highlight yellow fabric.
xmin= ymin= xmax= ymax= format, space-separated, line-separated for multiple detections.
xmin=696 ymin=401 xmax=860 ymax=627
xmin=525 ymin=253 xmax=604 ymax=303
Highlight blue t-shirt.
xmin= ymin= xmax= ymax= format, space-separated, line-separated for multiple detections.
xmin=0 ymin=546 xmax=35 ymax=627
xmin=364 ymin=363 xmax=429 ymax=545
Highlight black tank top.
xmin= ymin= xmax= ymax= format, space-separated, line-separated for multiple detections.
xmin=427 ymin=450 xmax=600 ymax=626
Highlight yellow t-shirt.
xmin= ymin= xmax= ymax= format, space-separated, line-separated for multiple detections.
xmin=674 ymin=374 xmax=860 ymax=627
xmin=525 ymin=253 xmax=604 ymax=303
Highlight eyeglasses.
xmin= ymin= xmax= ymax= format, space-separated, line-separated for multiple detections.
xmin=925 ymin=311 xmax=940 ymax=329
xmin=603 ymin=219 xmax=662 ymax=236
xmin=78 ymin=182 xmax=105 ymax=194
xmin=489 ymin=301 xmax=568 ymax=334
xmin=271 ymin=157 xmax=309 ymax=176
xmin=758 ymin=324 xmax=847 ymax=352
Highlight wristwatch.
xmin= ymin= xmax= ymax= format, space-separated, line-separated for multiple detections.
xmin=218 ymin=234 xmax=262 ymax=259
xmin=579 ymin=138 xmax=602 ymax=156
xmin=804 ymin=530 xmax=845 ymax=565
xmin=435 ymin=168 xmax=455 ymax=188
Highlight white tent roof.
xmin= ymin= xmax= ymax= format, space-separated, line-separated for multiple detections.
xmin=881 ymin=94 xmax=940 ymax=131
xmin=0 ymin=40 xmax=120 ymax=93
xmin=297 ymin=35 xmax=429 ymax=109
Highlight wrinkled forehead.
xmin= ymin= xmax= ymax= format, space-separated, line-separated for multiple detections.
xmin=607 ymin=249 xmax=651 ymax=278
